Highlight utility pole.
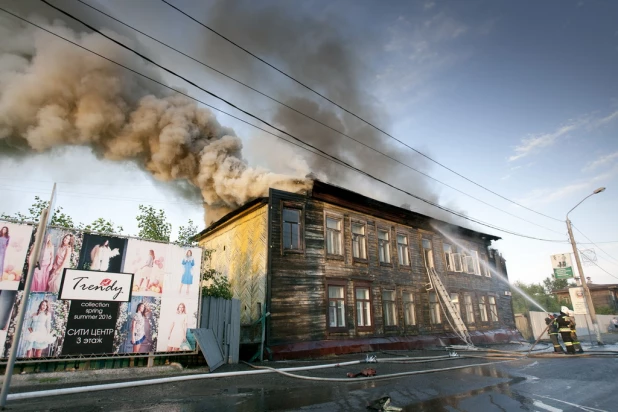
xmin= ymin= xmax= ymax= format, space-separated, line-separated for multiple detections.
xmin=565 ymin=187 xmax=606 ymax=346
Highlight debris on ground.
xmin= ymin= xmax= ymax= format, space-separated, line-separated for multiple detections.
xmin=347 ymin=367 xmax=377 ymax=378
xmin=367 ymin=396 xmax=403 ymax=411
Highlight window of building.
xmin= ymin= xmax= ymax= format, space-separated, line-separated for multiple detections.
xmin=443 ymin=243 xmax=453 ymax=271
xmin=450 ymin=293 xmax=460 ymax=316
xmin=325 ymin=216 xmax=343 ymax=255
xmin=397 ymin=234 xmax=410 ymax=266
xmin=382 ymin=290 xmax=397 ymax=326
xmin=464 ymin=294 xmax=475 ymax=323
xmin=328 ymin=285 xmax=346 ymax=328
xmin=355 ymin=287 xmax=372 ymax=328
xmin=473 ymin=251 xmax=481 ymax=276
xmin=351 ymin=223 xmax=367 ymax=260
xmin=429 ymin=292 xmax=441 ymax=324
xmin=378 ymin=229 xmax=391 ymax=264
xmin=479 ymin=296 xmax=489 ymax=322
xmin=481 ymin=253 xmax=491 ymax=277
xmin=282 ymin=208 xmax=302 ymax=250
xmin=461 ymin=250 xmax=481 ymax=275
xmin=402 ymin=292 xmax=416 ymax=326
xmin=422 ymin=238 xmax=435 ymax=269
xmin=488 ymin=296 xmax=498 ymax=322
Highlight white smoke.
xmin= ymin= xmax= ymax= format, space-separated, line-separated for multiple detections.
xmin=0 ymin=15 xmax=311 ymax=225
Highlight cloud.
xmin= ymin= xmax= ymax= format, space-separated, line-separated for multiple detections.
xmin=517 ymin=165 xmax=617 ymax=206
xmin=590 ymin=110 xmax=618 ymax=128
xmin=424 ymin=1 xmax=436 ymax=10
xmin=508 ymin=121 xmax=583 ymax=162
xmin=583 ymin=151 xmax=618 ymax=172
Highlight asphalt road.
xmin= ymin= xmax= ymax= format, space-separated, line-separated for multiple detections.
xmin=5 ymin=353 xmax=617 ymax=411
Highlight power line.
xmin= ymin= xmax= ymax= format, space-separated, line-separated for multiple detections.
xmin=578 ymin=249 xmax=618 ymax=281
xmin=573 ymin=224 xmax=618 ymax=264
xmin=4 ymin=6 xmax=567 ymax=243
xmin=160 ymin=0 xmax=563 ymax=223
xmin=75 ymin=0 xmax=564 ymax=236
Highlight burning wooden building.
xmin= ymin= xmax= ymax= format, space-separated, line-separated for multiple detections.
xmin=196 ymin=180 xmax=518 ymax=359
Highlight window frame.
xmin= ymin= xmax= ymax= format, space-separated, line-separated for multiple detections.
xmin=488 ymin=295 xmax=499 ymax=322
xmin=464 ymin=293 xmax=475 ymax=324
xmin=479 ymin=295 xmax=489 ymax=322
xmin=382 ymin=289 xmax=398 ymax=327
xmin=351 ymin=220 xmax=368 ymax=262
xmin=450 ymin=292 xmax=460 ymax=317
xmin=326 ymin=280 xmax=347 ymax=332
xmin=422 ymin=237 xmax=435 ymax=269
xmin=377 ymin=227 xmax=392 ymax=265
xmin=443 ymin=243 xmax=454 ymax=272
xmin=481 ymin=253 xmax=491 ymax=277
xmin=354 ymin=284 xmax=374 ymax=331
xmin=281 ymin=204 xmax=304 ymax=253
xmin=402 ymin=291 xmax=417 ymax=327
xmin=429 ymin=292 xmax=442 ymax=325
xmin=397 ymin=232 xmax=411 ymax=267
xmin=324 ymin=213 xmax=344 ymax=258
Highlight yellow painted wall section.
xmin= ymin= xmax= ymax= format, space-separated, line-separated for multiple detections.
xmin=200 ymin=204 xmax=268 ymax=325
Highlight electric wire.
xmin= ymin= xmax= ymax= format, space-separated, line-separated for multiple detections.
xmin=160 ymin=0 xmax=563 ymax=223
xmin=75 ymin=0 xmax=564 ymax=236
xmin=577 ymin=249 xmax=618 ymax=281
xmin=4 ymin=5 xmax=569 ymax=242
xmin=572 ymin=224 xmax=618 ymax=264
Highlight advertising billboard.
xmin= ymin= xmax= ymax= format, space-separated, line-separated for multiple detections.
xmin=551 ymin=253 xmax=574 ymax=279
xmin=568 ymin=286 xmax=588 ymax=315
xmin=0 ymin=221 xmax=202 ymax=360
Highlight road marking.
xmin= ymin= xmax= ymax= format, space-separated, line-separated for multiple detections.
xmin=532 ymin=395 xmax=607 ymax=412
xmin=533 ymin=400 xmax=562 ymax=412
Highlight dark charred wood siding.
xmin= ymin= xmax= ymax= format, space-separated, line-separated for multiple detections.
xmin=267 ymin=188 xmax=516 ymax=347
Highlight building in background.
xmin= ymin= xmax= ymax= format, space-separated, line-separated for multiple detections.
xmin=553 ymin=284 xmax=618 ymax=314
xmin=196 ymin=180 xmax=518 ymax=359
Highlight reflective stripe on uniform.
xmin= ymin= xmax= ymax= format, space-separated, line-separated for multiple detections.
xmin=559 ymin=328 xmax=571 ymax=332
xmin=565 ymin=342 xmax=573 ymax=346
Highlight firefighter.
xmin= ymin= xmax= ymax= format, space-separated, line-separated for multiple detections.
xmin=545 ymin=313 xmax=564 ymax=353
xmin=568 ymin=310 xmax=584 ymax=353
xmin=556 ymin=306 xmax=576 ymax=354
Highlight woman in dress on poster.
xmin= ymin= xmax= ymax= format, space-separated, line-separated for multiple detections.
xmin=32 ymin=235 xmax=54 ymax=292
xmin=166 ymin=303 xmax=187 ymax=351
xmin=47 ymin=234 xmax=74 ymax=293
xmin=23 ymin=300 xmax=55 ymax=358
xmin=130 ymin=302 xmax=147 ymax=353
xmin=137 ymin=250 xmax=155 ymax=292
xmin=179 ymin=250 xmax=194 ymax=295
xmin=0 ymin=226 xmax=9 ymax=274
xmin=91 ymin=240 xmax=119 ymax=272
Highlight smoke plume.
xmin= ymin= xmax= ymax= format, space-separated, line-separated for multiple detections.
xmin=0 ymin=14 xmax=310 ymax=224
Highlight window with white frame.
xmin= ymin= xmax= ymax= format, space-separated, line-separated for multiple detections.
xmin=383 ymin=290 xmax=397 ymax=326
xmin=378 ymin=229 xmax=391 ymax=264
xmin=355 ymin=287 xmax=372 ymax=328
xmin=325 ymin=216 xmax=343 ymax=255
xmin=450 ymin=293 xmax=460 ymax=315
xmin=397 ymin=234 xmax=410 ymax=266
xmin=479 ymin=296 xmax=489 ymax=322
xmin=429 ymin=292 xmax=441 ymax=324
xmin=422 ymin=238 xmax=435 ymax=269
xmin=472 ymin=251 xmax=481 ymax=276
xmin=403 ymin=292 xmax=416 ymax=326
xmin=464 ymin=294 xmax=475 ymax=323
xmin=328 ymin=285 xmax=346 ymax=328
xmin=481 ymin=253 xmax=491 ymax=277
xmin=488 ymin=296 xmax=498 ymax=322
xmin=443 ymin=243 xmax=454 ymax=271
xmin=282 ymin=208 xmax=302 ymax=250
xmin=351 ymin=223 xmax=367 ymax=260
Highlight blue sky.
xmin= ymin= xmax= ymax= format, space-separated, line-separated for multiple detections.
xmin=0 ymin=0 xmax=617 ymax=285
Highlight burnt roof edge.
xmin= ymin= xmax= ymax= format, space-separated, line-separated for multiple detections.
xmin=194 ymin=197 xmax=268 ymax=240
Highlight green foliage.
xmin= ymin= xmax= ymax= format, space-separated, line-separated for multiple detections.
xmin=512 ymin=279 xmax=563 ymax=315
xmin=175 ymin=219 xmax=199 ymax=247
xmin=542 ymin=276 xmax=571 ymax=293
xmin=78 ymin=218 xmax=124 ymax=235
xmin=201 ymin=249 xmax=233 ymax=300
xmin=136 ymin=205 xmax=171 ymax=242
xmin=595 ymin=306 xmax=618 ymax=315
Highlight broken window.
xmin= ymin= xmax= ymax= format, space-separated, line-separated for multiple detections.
xmin=488 ymin=296 xmax=498 ymax=322
xmin=351 ymin=223 xmax=367 ymax=260
xmin=481 ymin=253 xmax=491 ymax=277
xmin=403 ymin=292 xmax=416 ymax=326
xmin=443 ymin=243 xmax=454 ymax=271
xmin=355 ymin=287 xmax=372 ymax=328
xmin=397 ymin=234 xmax=410 ymax=266
xmin=450 ymin=293 xmax=460 ymax=315
xmin=464 ymin=294 xmax=475 ymax=323
xmin=383 ymin=290 xmax=397 ymax=326
xmin=378 ymin=229 xmax=390 ymax=264
xmin=326 ymin=216 xmax=342 ymax=255
xmin=429 ymin=292 xmax=441 ymax=324
xmin=479 ymin=296 xmax=489 ymax=322
xmin=422 ymin=238 xmax=434 ymax=269
xmin=282 ymin=208 xmax=302 ymax=250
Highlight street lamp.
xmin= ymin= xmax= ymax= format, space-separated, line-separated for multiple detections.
xmin=566 ymin=187 xmax=606 ymax=345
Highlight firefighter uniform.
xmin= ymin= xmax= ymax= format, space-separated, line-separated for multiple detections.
xmin=557 ymin=307 xmax=576 ymax=354
xmin=569 ymin=310 xmax=584 ymax=353
xmin=545 ymin=314 xmax=564 ymax=353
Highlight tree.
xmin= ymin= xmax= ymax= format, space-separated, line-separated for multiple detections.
xmin=175 ymin=219 xmax=199 ymax=247
xmin=542 ymin=276 xmax=573 ymax=294
xmin=135 ymin=205 xmax=172 ymax=242
xmin=512 ymin=280 xmax=563 ymax=315
xmin=201 ymin=249 xmax=233 ymax=299
xmin=78 ymin=218 xmax=124 ymax=235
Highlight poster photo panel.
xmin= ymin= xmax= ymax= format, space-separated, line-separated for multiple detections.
xmin=164 ymin=246 xmax=202 ymax=299
xmin=79 ymin=233 xmax=127 ymax=273
xmin=156 ymin=297 xmax=198 ymax=352
xmin=16 ymin=292 xmax=70 ymax=359
xmin=33 ymin=228 xmax=83 ymax=293
xmin=0 ymin=290 xmax=17 ymax=357
xmin=113 ymin=296 xmax=161 ymax=354
xmin=122 ymin=239 xmax=169 ymax=297
xmin=0 ymin=222 xmax=34 ymax=290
